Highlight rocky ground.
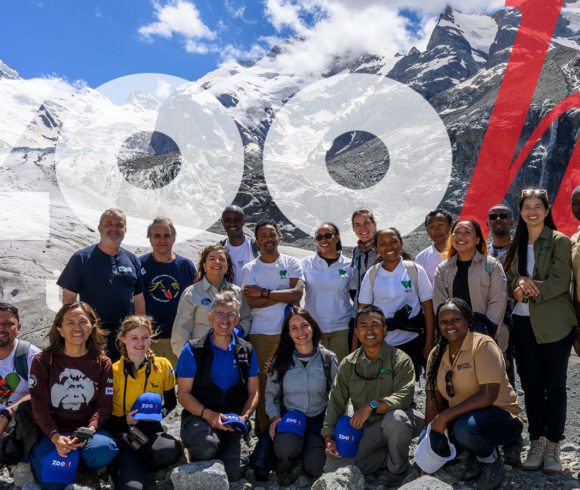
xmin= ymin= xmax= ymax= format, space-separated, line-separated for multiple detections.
xmin=2 ymin=350 xmax=578 ymax=489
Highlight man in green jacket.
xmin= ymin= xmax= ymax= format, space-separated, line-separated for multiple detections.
xmin=322 ymin=305 xmax=424 ymax=487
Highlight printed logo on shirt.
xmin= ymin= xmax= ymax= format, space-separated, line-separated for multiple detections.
xmin=118 ymin=266 xmax=134 ymax=274
xmin=150 ymin=382 xmax=159 ymax=389
xmin=50 ymin=369 xmax=95 ymax=411
xmin=338 ymin=269 xmax=346 ymax=276
xmin=279 ymin=270 xmax=287 ymax=277
xmin=105 ymin=387 xmax=114 ymax=395
xmin=148 ymin=274 xmax=181 ymax=303
xmin=401 ymin=280 xmax=412 ymax=291
xmin=107 ymin=378 xmax=113 ymax=384
xmin=201 ymin=297 xmax=212 ymax=306
xmin=0 ymin=373 xmax=21 ymax=404
xmin=29 ymin=374 xmax=37 ymax=390
xmin=169 ymin=368 xmax=175 ymax=376
xmin=141 ymin=267 xmax=147 ymax=275
xmin=457 ymin=363 xmax=472 ymax=370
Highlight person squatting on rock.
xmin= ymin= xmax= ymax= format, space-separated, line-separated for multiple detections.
xmin=425 ymin=298 xmax=523 ymax=490
xmin=57 ymin=209 xmax=145 ymax=361
xmin=29 ymin=302 xmax=118 ymax=489
xmin=176 ymin=291 xmax=259 ymax=481
xmin=139 ymin=217 xmax=197 ymax=367
xmin=0 ymin=303 xmax=41 ymax=465
xmin=265 ymin=307 xmax=338 ymax=478
xmin=322 ymin=305 xmax=424 ymax=488
xmin=107 ymin=316 xmax=182 ymax=490
xmin=171 ymin=244 xmax=251 ymax=357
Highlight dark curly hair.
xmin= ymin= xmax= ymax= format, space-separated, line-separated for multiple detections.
xmin=196 ymin=244 xmax=235 ymax=284
xmin=267 ymin=307 xmax=322 ymax=384
xmin=425 ymin=298 xmax=473 ymax=406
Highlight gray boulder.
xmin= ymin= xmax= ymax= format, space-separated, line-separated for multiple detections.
xmin=399 ymin=475 xmax=453 ymax=489
xmin=170 ymin=460 xmax=229 ymax=490
xmin=311 ymin=465 xmax=365 ymax=490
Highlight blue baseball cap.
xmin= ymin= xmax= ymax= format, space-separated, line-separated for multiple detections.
xmin=277 ymin=410 xmax=306 ymax=437
xmin=131 ymin=392 xmax=163 ymax=421
xmin=222 ymin=413 xmax=248 ymax=434
xmin=40 ymin=448 xmax=79 ymax=484
xmin=334 ymin=415 xmax=364 ymax=457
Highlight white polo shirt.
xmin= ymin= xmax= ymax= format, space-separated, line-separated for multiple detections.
xmin=415 ymin=243 xmax=446 ymax=285
xmin=225 ymin=235 xmax=256 ymax=286
xmin=242 ymin=254 xmax=304 ymax=335
xmin=359 ymin=259 xmax=432 ymax=346
xmin=301 ymin=252 xmax=354 ymax=333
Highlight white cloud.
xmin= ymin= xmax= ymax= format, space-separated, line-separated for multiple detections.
xmin=155 ymin=79 xmax=173 ymax=99
xmin=225 ymin=0 xmax=246 ymax=19
xmin=139 ymin=0 xmax=216 ymax=42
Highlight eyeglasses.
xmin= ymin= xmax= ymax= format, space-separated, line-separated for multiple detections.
xmin=214 ymin=311 xmax=238 ymax=321
xmin=354 ymin=358 xmax=385 ymax=380
xmin=488 ymin=212 xmax=509 ymax=221
xmin=315 ymin=232 xmax=334 ymax=241
xmin=111 ymin=256 xmax=119 ymax=276
xmin=445 ymin=370 xmax=455 ymax=397
xmin=521 ymin=188 xmax=548 ymax=200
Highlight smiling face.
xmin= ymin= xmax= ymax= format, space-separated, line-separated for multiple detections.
xmin=451 ymin=221 xmax=479 ymax=256
xmin=98 ymin=211 xmax=126 ymax=248
xmin=221 ymin=209 xmax=245 ymax=241
xmin=256 ymin=224 xmax=280 ymax=255
xmin=356 ymin=311 xmax=387 ymax=349
xmin=352 ymin=212 xmax=376 ymax=244
xmin=121 ymin=324 xmax=151 ymax=359
xmin=438 ymin=304 xmax=469 ymax=344
xmin=288 ymin=314 xmax=314 ymax=349
xmin=376 ymin=229 xmax=401 ymax=265
xmin=57 ymin=308 xmax=94 ymax=349
xmin=203 ymin=249 xmax=228 ymax=279
xmin=520 ymin=196 xmax=549 ymax=228
xmin=149 ymin=223 xmax=175 ymax=256
xmin=315 ymin=224 xmax=339 ymax=257
xmin=210 ymin=303 xmax=239 ymax=339
xmin=487 ymin=205 xmax=513 ymax=238
xmin=0 ymin=311 xmax=20 ymax=349
xmin=426 ymin=214 xmax=451 ymax=248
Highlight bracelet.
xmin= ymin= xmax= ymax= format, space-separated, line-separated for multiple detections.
xmin=50 ymin=430 xmax=59 ymax=441
xmin=200 ymin=407 xmax=207 ymax=420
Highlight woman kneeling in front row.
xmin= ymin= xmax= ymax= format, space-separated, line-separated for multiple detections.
xmin=425 ymin=298 xmax=523 ymax=490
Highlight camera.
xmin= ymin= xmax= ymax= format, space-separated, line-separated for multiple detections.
xmin=121 ymin=425 xmax=149 ymax=450
xmin=72 ymin=426 xmax=95 ymax=442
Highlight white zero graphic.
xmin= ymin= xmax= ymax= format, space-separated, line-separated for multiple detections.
xmin=54 ymin=74 xmax=244 ymax=247
xmin=263 ymin=73 xmax=452 ymax=247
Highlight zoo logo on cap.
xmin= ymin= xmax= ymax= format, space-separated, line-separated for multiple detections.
xmin=51 ymin=459 xmax=72 ymax=468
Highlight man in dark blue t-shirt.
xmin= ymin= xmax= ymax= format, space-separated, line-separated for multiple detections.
xmin=57 ymin=208 xmax=145 ymax=361
xmin=140 ymin=217 xmax=196 ymax=366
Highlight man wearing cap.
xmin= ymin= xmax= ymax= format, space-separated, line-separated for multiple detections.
xmin=177 ymin=291 xmax=259 ymax=481
xmin=322 ymin=305 xmax=424 ymax=487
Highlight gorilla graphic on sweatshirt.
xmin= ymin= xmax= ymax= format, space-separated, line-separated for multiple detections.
xmin=50 ymin=368 xmax=95 ymax=410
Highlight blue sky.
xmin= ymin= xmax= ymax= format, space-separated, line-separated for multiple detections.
xmin=0 ymin=0 xmax=504 ymax=90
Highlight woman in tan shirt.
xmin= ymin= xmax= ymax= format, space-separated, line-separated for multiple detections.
xmin=425 ymin=298 xmax=523 ymax=490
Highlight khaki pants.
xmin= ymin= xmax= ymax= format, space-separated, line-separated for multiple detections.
xmin=249 ymin=333 xmax=280 ymax=432
xmin=153 ymin=338 xmax=179 ymax=368
xmin=320 ymin=329 xmax=349 ymax=363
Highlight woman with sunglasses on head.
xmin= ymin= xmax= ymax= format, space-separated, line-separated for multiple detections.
xmin=301 ymin=223 xmax=353 ymax=362
xmin=265 ymin=307 xmax=338 ymax=478
xmin=171 ymin=244 xmax=252 ymax=358
xmin=108 ymin=316 xmax=182 ymax=490
xmin=358 ymin=228 xmax=435 ymax=377
xmin=503 ymin=188 xmax=576 ymax=473
xmin=433 ymin=220 xmax=509 ymax=351
xmin=425 ymin=298 xmax=523 ymax=490
xmin=29 ymin=302 xmax=118 ymax=488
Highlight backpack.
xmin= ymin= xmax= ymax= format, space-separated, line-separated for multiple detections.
xmin=13 ymin=340 xmax=31 ymax=381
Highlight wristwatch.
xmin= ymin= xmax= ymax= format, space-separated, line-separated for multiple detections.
xmin=368 ymin=400 xmax=379 ymax=414
xmin=0 ymin=408 xmax=12 ymax=422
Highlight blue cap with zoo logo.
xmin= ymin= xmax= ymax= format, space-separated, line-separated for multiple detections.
xmin=334 ymin=415 xmax=364 ymax=457
xmin=131 ymin=392 xmax=163 ymax=421
xmin=40 ymin=447 xmax=79 ymax=484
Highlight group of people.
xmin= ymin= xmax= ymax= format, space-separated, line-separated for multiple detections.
xmin=0 ymin=187 xmax=578 ymax=489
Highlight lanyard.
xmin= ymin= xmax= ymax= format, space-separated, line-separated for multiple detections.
xmin=122 ymin=358 xmax=152 ymax=415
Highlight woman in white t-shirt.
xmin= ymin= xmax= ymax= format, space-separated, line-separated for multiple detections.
xmin=301 ymin=223 xmax=353 ymax=362
xmin=358 ymin=228 xmax=435 ymax=377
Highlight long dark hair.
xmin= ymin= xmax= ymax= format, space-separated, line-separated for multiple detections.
xmin=504 ymin=189 xmax=557 ymax=275
xmin=445 ymin=220 xmax=488 ymax=259
xmin=425 ymin=298 xmax=473 ymax=406
xmin=371 ymin=228 xmax=412 ymax=265
xmin=46 ymin=302 xmax=107 ymax=357
xmin=267 ymin=307 xmax=322 ymax=384
xmin=196 ymin=244 xmax=235 ymax=283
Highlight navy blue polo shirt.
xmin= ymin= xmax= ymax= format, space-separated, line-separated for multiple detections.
xmin=177 ymin=332 xmax=258 ymax=391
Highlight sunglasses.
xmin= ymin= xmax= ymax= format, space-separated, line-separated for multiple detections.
xmin=488 ymin=212 xmax=509 ymax=220
xmin=354 ymin=358 xmax=385 ymax=380
xmin=521 ymin=188 xmax=548 ymax=200
xmin=445 ymin=370 xmax=455 ymax=397
xmin=315 ymin=232 xmax=334 ymax=241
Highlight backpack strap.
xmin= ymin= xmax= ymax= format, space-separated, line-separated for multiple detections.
xmin=368 ymin=262 xmax=382 ymax=290
xmin=319 ymin=348 xmax=333 ymax=394
xmin=483 ymin=254 xmax=495 ymax=276
xmin=402 ymin=260 xmax=420 ymax=299
xmin=13 ymin=340 xmax=30 ymax=381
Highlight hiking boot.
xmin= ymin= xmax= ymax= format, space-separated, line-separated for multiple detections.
xmin=376 ymin=469 xmax=406 ymax=488
xmin=502 ymin=435 xmax=522 ymax=468
xmin=476 ymin=457 xmax=505 ymax=490
xmin=461 ymin=455 xmax=482 ymax=481
xmin=543 ymin=440 xmax=562 ymax=474
xmin=522 ymin=436 xmax=545 ymax=471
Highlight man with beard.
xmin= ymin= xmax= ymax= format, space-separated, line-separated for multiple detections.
xmin=58 ymin=209 xmax=145 ymax=360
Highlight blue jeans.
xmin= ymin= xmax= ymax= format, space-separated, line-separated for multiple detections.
xmin=31 ymin=431 xmax=118 ymax=489
xmin=449 ymin=406 xmax=523 ymax=459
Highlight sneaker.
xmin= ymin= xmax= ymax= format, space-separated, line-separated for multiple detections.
xmin=502 ymin=435 xmax=522 ymax=468
xmin=522 ymin=436 xmax=545 ymax=471
xmin=376 ymin=469 xmax=406 ymax=488
xmin=543 ymin=440 xmax=562 ymax=474
xmin=476 ymin=457 xmax=505 ymax=490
